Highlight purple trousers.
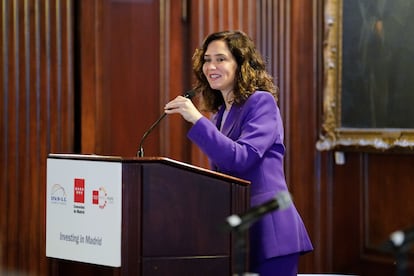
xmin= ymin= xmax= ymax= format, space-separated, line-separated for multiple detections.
xmin=251 ymin=253 xmax=300 ymax=276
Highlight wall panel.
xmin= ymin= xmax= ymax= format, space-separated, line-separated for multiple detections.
xmin=80 ymin=0 xmax=162 ymax=158
xmin=0 ymin=0 xmax=74 ymax=275
xmin=288 ymin=0 xmax=321 ymax=272
xmin=158 ymin=0 xmax=193 ymax=160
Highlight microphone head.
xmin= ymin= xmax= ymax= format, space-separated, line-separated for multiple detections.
xmin=275 ymin=191 xmax=292 ymax=210
xmin=390 ymin=230 xmax=405 ymax=247
xmin=183 ymin=90 xmax=195 ymax=99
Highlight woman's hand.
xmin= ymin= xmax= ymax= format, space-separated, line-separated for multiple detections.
xmin=164 ymin=96 xmax=203 ymax=124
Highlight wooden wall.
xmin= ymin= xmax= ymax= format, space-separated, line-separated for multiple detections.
xmin=1 ymin=0 xmax=414 ymax=275
xmin=0 ymin=0 xmax=74 ymax=274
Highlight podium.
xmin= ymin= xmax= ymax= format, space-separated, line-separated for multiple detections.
xmin=46 ymin=154 xmax=250 ymax=275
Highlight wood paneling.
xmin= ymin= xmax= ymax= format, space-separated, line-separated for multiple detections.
xmin=78 ymin=0 xmax=102 ymax=154
xmin=0 ymin=0 xmax=74 ymax=275
xmin=3 ymin=0 xmax=414 ymax=275
xmin=365 ymin=154 xmax=414 ymax=246
xmin=80 ymin=0 xmax=161 ymax=158
xmin=329 ymin=153 xmax=414 ymax=275
xmin=158 ymin=0 xmax=192 ymax=160
xmin=288 ymin=0 xmax=323 ymax=272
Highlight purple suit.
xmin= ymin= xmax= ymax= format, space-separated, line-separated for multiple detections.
xmin=187 ymin=91 xmax=313 ymax=268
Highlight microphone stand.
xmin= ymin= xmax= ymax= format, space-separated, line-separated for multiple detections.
xmin=232 ymin=226 xmax=257 ymax=276
xmin=396 ymin=250 xmax=408 ymax=276
xmin=137 ymin=113 xmax=166 ymax=157
xmin=394 ymin=241 xmax=413 ymax=276
xmin=136 ymin=90 xmax=195 ymax=157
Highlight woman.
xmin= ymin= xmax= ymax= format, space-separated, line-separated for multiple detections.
xmin=164 ymin=30 xmax=313 ymax=276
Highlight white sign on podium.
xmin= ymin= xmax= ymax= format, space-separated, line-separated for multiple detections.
xmin=46 ymin=155 xmax=122 ymax=267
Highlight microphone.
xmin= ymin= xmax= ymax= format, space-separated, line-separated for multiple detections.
xmin=137 ymin=90 xmax=195 ymax=157
xmin=380 ymin=226 xmax=414 ymax=252
xmin=225 ymin=191 xmax=292 ymax=232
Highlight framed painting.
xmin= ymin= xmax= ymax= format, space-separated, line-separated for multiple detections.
xmin=316 ymin=0 xmax=414 ymax=151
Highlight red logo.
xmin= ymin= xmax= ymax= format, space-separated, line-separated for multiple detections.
xmin=91 ymin=187 xmax=108 ymax=209
xmin=92 ymin=190 xmax=99 ymax=205
xmin=74 ymin=178 xmax=85 ymax=203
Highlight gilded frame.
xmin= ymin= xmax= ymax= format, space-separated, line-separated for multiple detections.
xmin=316 ymin=0 xmax=414 ymax=151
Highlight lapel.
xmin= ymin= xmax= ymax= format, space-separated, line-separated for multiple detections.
xmin=213 ymin=106 xmax=225 ymax=130
xmin=220 ymin=104 xmax=242 ymax=137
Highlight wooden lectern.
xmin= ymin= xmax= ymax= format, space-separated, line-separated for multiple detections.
xmin=46 ymin=154 xmax=250 ymax=276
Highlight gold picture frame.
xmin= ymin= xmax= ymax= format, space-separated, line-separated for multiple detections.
xmin=316 ymin=0 xmax=414 ymax=151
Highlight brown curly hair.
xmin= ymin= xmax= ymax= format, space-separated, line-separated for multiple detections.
xmin=192 ymin=30 xmax=278 ymax=112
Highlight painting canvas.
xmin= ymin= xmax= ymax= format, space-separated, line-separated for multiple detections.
xmin=317 ymin=0 xmax=414 ymax=151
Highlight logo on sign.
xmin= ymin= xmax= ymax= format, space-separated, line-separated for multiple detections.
xmin=92 ymin=187 xmax=107 ymax=209
xmin=73 ymin=178 xmax=86 ymax=214
xmin=92 ymin=190 xmax=99 ymax=205
xmin=50 ymin=184 xmax=67 ymax=205
xmin=92 ymin=187 xmax=114 ymax=209
xmin=74 ymin=178 xmax=85 ymax=203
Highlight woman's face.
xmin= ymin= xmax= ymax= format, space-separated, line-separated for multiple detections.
xmin=202 ymin=40 xmax=238 ymax=96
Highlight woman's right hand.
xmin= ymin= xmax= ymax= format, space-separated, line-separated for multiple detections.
xmin=164 ymin=96 xmax=203 ymax=124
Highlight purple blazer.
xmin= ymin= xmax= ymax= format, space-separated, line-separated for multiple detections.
xmin=187 ymin=91 xmax=313 ymax=267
